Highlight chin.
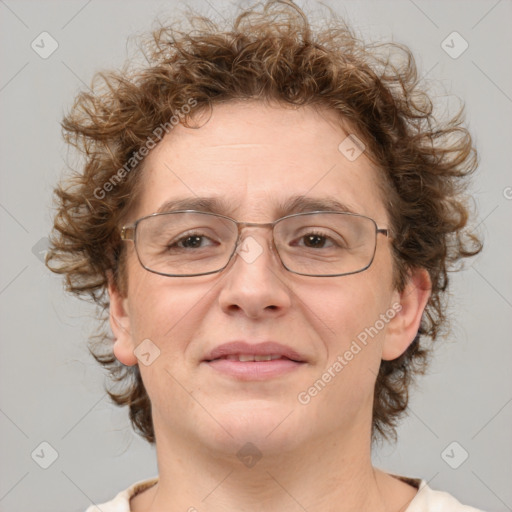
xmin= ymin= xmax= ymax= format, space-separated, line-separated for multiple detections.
xmin=154 ymin=391 xmax=318 ymax=458
xmin=199 ymin=399 xmax=309 ymax=454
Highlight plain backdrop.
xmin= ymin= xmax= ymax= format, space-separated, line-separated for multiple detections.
xmin=0 ymin=1 xmax=511 ymax=511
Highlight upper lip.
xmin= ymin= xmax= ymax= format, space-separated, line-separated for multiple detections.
xmin=203 ymin=341 xmax=306 ymax=362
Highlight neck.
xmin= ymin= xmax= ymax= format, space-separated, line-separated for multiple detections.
xmin=131 ymin=422 xmax=417 ymax=512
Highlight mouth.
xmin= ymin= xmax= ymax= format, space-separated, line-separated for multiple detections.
xmin=208 ymin=354 xmax=298 ymax=362
xmin=202 ymin=341 xmax=307 ymax=380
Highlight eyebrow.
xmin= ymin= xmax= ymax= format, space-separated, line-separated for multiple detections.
xmin=155 ymin=195 xmax=357 ymax=217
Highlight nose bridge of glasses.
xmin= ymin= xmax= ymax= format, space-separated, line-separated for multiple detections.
xmin=236 ymin=221 xmax=276 ymax=246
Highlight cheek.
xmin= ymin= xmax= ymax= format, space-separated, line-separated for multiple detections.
xmin=305 ymin=277 xmax=392 ymax=342
xmin=126 ymin=264 xmax=219 ymax=350
xmin=298 ymin=250 xmax=396 ymax=368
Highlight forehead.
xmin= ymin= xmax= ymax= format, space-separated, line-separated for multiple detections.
xmin=135 ymin=101 xmax=387 ymax=222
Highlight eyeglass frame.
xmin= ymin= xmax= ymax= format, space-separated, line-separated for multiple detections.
xmin=120 ymin=209 xmax=391 ymax=278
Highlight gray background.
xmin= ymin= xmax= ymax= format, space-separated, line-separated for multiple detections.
xmin=0 ymin=0 xmax=511 ymax=511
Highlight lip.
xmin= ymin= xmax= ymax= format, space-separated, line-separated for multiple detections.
xmin=202 ymin=341 xmax=307 ymax=381
xmin=203 ymin=341 xmax=306 ymax=363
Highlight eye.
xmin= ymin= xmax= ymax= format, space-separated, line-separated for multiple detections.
xmin=290 ymin=229 xmax=346 ymax=250
xmin=300 ymin=232 xmax=334 ymax=249
xmin=167 ymin=232 xmax=217 ymax=250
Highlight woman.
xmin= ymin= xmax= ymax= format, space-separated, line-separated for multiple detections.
xmin=47 ymin=1 xmax=484 ymax=510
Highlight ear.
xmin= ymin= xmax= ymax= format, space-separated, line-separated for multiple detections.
xmin=382 ymin=267 xmax=432 ymax=361
xmin=107 ymin=275 xmax=138 ymax=367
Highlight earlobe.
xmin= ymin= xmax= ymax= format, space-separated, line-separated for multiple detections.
xmin=108 ymin=277 xmax=138 ymax=367
xmin=382 ymin=268 xmax=432 ymax=361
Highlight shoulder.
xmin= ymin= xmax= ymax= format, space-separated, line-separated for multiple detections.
xmin=406 ymin=479 xmax=486 ymax=512
xmin=84 ymin=477 xmax=158 ymax=512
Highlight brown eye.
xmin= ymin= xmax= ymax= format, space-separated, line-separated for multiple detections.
xmin=302 ymin=234 xmax=330 ymax=248
xmin=168 ymin=233 xmax=217 ymax=250
xmin=176 ymin=235 xmax=206 ymax=248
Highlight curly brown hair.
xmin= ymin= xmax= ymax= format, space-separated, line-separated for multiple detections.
xmin=47 ymin=0 xmax=482 ymax=444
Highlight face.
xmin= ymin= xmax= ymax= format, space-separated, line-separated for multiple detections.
xmin=110 ymin=101 xmax=429 ymax=456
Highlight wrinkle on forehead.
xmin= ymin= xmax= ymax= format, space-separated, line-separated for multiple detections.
xmin=205 ymin=143 xmax=272 ymax=148
xmin=136 ymin=101 xmax=389 ymax=224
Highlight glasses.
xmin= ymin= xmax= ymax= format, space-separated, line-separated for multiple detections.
xmin=120 ymin=210 xmax=390 ymax=278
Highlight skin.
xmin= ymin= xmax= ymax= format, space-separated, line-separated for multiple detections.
xmin=109 ymin=101 xmax=431 ymax=512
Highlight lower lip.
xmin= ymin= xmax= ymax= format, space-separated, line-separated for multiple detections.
xmin=204 ymin=359 xmax=304 ymax=380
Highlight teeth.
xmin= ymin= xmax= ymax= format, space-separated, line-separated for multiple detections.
xmin=254 ymin=355 xmax=273 ymax=362
xmin=223 ymin=354 xmax=283 ymax=362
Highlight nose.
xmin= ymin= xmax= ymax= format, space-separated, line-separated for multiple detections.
xmin=217 ymin=230 xmax=292 ymax=319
